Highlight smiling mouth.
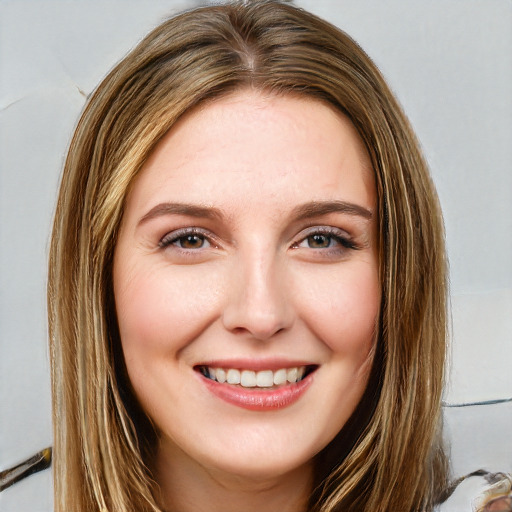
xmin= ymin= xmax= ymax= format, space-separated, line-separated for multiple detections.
xmin=195 ymin=365 xmax=317 ymax=389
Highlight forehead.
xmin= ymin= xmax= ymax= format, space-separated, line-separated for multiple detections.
xmin=125 ymin=89 xmax=375 ymax=220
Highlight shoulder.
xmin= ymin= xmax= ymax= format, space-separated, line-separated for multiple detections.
xmin=437 ymin=471 xmax=512 ymax=512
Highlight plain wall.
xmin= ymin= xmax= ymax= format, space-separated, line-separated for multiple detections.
xmin=1 ymin=1 xmax=511 ymax=510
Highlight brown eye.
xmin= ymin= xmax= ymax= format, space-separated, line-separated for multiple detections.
xmin=294 ymin=227 xmax=357 ymax=253
xmin=159 ymin=230 xmax=212 ymax=250
xmin=307 ymin=234 xmax=332 ymax=248
xmin=178 ymin=234 xmax=206 ymax=249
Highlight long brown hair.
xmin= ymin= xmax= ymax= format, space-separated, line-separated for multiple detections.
xmin=48 ymin=2 xmax=448 ymax=511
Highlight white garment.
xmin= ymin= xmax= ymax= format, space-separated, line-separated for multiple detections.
xmin=437 ymin=473 xmax=512 ymax=512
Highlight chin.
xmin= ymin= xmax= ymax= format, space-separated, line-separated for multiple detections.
xmin=204 ymin=450 xmax=313 ymax=482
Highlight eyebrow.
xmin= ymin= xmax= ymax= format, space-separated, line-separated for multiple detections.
xmin=137 ymin=199 xmax=373 ymax=227
xmin=291 ymin=200 xmax=373 ymax=221
xmin=137 ymin=202 xmax=224 ymax=226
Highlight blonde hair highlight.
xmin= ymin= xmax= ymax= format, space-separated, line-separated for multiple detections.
xmin=48 ymin=2 xmax=448 ymax=511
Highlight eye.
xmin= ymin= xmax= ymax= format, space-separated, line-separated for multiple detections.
xmin=175 ymin=234 xmax=208 ymax=249
xmin=293 ymin=227 xmax=358 ymax=252
xmin=304 ymin=233 xmax=336 ymax=249
xmin=159 ymin=229 xmax=212 ymax=250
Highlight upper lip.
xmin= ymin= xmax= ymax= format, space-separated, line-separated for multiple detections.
xmin=194 ymin=358 xmax=318 ymax=372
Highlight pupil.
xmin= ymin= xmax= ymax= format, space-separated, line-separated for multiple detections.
xmin=309 ymin=234 xmax=330 ymax=248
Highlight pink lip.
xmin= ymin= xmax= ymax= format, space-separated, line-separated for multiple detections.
xmin=198 ymin=371 xmax=314 ymax=411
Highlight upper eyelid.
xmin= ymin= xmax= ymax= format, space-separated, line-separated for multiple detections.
xmin=298 ymin=225 xmax=349 ymax=234
xmin=294 ymin=225 xmax=351 ymax=240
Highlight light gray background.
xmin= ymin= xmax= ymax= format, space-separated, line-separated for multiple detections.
xmin=1 ymin=1 xmax=511 ymax=511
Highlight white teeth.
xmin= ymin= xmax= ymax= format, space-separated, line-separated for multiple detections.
xmin=216 ymin=368 xmax=226 ymax=383
xmin=240 ymin=370 xmax=257 ymax=387
xmin=287 ymin=367 xmax=298 ymax=383
xmin=206 ymin=366 xmax=308 ymax=388
xmin=273 ymin=368 xmax=287 ymax=385
xmin=226 ymin=368 xmax=241 ymax=384
xmin=256 ymin=370 xmax=274 ymax=388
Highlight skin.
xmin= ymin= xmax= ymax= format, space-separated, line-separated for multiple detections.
xmin=113 ymin=89 xmax=380 ymax=512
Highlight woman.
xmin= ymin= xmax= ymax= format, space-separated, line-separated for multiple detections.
xmin=47 ymin=1 xmax=449 ymax=511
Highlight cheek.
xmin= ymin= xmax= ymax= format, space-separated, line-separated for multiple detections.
xmin=114 ymin=264 xmax=224 ymax=359
xmin=295 ymin=260 xmax=380 ymax=356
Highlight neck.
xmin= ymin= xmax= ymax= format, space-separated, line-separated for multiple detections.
xmin=154 ymin=441 xmax=313 ymax=512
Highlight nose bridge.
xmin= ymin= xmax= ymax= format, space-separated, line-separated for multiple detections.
xmin=222 ymin=242 xmax=293 ymax=340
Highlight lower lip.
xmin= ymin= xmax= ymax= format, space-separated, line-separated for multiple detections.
xmin=200 ymin=373 xmax=314 ymax=411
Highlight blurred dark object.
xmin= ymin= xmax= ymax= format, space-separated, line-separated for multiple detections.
xmin=0 ymin=447 xmax=52 ymax=492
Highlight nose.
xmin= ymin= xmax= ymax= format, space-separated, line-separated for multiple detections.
xmin=222 ymin=251 xmax=294 ymax=341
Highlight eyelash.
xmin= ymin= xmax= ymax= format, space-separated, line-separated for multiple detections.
xmin=158 ymin=226 xmax=358 ymax=256
xmin=158 ymin=228 xmax=215 ymax=251
xmin=292 ymin=227 xmax=358 ymax=253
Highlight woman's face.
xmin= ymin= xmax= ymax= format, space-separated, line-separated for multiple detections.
xmin=113 ymin=90 xmax=380 ymax=481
